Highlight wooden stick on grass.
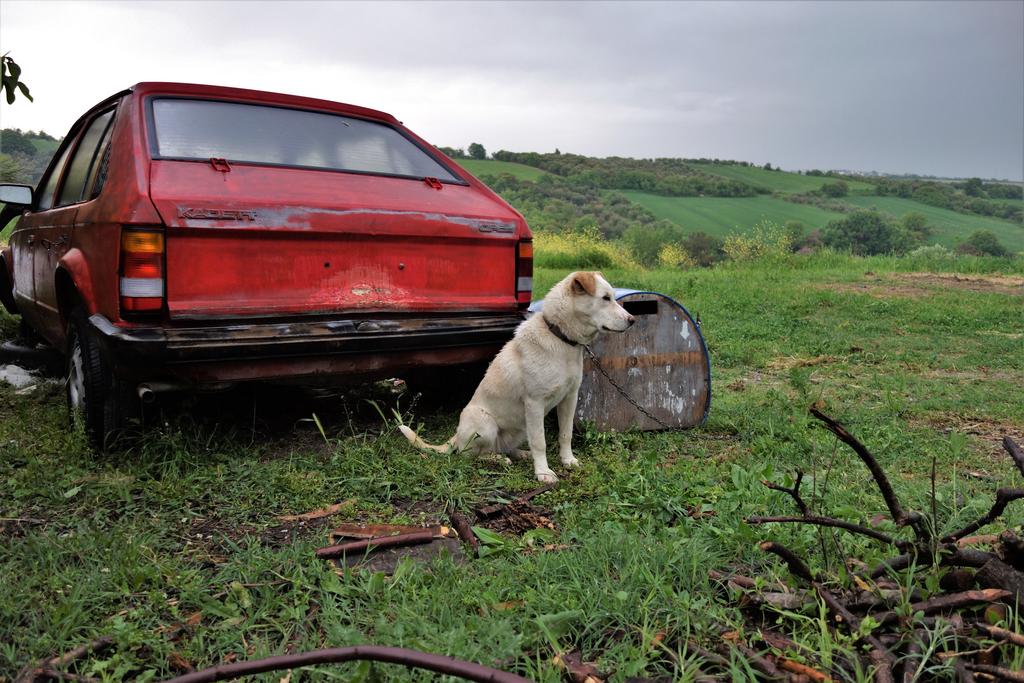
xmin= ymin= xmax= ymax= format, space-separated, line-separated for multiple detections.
xmin=315 ymin=530 xmax=434 ymax=560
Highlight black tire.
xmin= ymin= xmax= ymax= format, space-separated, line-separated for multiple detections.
xmin=66 ymin=308 xmax=139 ymax=449
xmin=18 ymin=316 xmax=42 ymax=347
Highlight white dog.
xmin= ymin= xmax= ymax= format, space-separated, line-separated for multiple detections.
xmin=400 ymin=271 xmax=635 ymax=482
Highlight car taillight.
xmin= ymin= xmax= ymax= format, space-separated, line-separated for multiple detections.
xmin=120 ymin=228 xmax=164 ymax=314
xmin=516 ymin=239 xmax=533 ymax=310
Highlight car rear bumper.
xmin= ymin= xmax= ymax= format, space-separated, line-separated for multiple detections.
xmin=87 ymin=312 xmax=520 ymax=382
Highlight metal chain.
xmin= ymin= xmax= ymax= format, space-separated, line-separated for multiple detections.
xmin=583 ymin=345 xmax=674 ymax=430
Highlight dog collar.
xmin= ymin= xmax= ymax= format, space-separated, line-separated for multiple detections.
xmin=542 ymin=315 xmax=580 ymax=347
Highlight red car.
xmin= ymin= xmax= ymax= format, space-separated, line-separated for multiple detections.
xmin=0 ymin=82 xmax=532 ymax=446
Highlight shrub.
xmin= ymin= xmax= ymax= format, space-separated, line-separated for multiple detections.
xmin=907 ymin=244 xmax=950 ymax=259
xmin=533 ymin=229 xmax=638 ymax=270
xmin=955 ymin=230 xmax=1010 ymax=257
xmin=822 ymin=210 xmax=915 ymax=255
xmin=657 ymin=243 xmax=696 ymax=269
xmin=722 ymin=220 xmax=793 ymax=262
xmin=820 ymin=180 xmax=848 ymax=198
xmin=622 ymin=221 xmax=687 ymax=267
xmin=680 ymin=231 xmax=725 ymax=266
xmin=900 ymin=212 xmax=932 ymax=242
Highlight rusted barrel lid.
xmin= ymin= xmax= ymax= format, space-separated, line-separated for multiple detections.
xmin=529 ymin=289 xmax=711 ymax=431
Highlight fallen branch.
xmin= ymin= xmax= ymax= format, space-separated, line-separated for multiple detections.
xmin=950 ymin=657 xmax=976 ymax=683
xmin=868 ymin=546 xmax=998 ymax=580
xmin=747 ymin=515 xmax=905 ymax=549
xmin=1003 ymin=436 xmax=1024 ymax=478
xmin=475 ymin=483 xmax=556 ymax=519
xmin=810 ymin=409 xmax=910 ymax=528
xmin=158 ymin=646 xmax=531 ymax=683
xmin=759 ymin=541 xmax=815 ymax=582
xmin=329 ymin=523 xmax=450 ymax=541
xmin=814 ymin=583 xmax=895 ymax=682
xmin=714 ymin=642 xmax=783 ymax=681
xmin=777 ymin=657 xmax=834 ymax=683
xmin=973 ymin=623 xmax=1024 ymax=647
xmin=35 ymin=671 xmax=99 ymax=682
xmin=683 ymin=642 xmax=730 ymax=670
xmin=872 ymin=589 xmax=1012 ymax=627
xmin=739 ymin=590 xmax=808 ymax=611
xmin=14 ymin=637 xmax=114 ymax=683
xmin=553 ymin=650 xmax=603 ymax=683
xmin=708 ymin=569 xmax=757 ymax=590
xmin=899 ymin=634 xmax=922 ymax=683
xmin=941 ymin=488 xmax=1024 ymax=543
xmin=955 ymin=534 xmax=999 ymax=548
xmin=448 ymin=511 xmax=479 ymax=557
xmin=999 ymin=530 xmax=1024 ymax=568
xmin=761 ymin=470 xmax=809 ymax=516
xmin=975 ymin=557 xmax=1024 ymax=596
xmin=869 ymin=552 xmax=924 ymax=580
xmin=278 ymin=500 xmax=354 ymax=522
xmin=963 ymin=661 xmax=1024 ymax=682
xmin=315 ymin=530 xmax=434 ymax=560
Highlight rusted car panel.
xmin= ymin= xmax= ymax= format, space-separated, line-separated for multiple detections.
xmin=528 ymin=289 xmax=711 ymax=431
xmin=150 ymin=162 xmax=522 ymax=319
xmin=88 ymin=312 xmax=520 ymax=364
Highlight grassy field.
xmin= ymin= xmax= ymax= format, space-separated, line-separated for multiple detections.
xmin=694 ymin=164 xmax=875 ymax=194
xmin=845 ymin=196 xmax=1024 ymax=252
xmin=455 ymin=158 xmax=551 ymax=182
xmin=621 ymin=192 xmax=843 ymax=237
xmin=2 ymin=252 xmax=1022 ymax=681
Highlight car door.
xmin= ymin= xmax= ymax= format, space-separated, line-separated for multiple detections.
xmin=30 ymin=109 xmax=115 ymax=342
xmin=10 ymin=136 xmax=75 ymax=334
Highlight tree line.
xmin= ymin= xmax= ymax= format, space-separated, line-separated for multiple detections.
xmin=489 ymin=150 xmax=762 ymax=197
xmin=873 ymin=178 xmax=1022 ymax=223
xmin=0 ymin=127 xmax=59 ymax=185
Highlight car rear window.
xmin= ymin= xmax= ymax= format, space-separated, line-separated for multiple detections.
xmin=150 ymin=98 xmax=461 ymax=182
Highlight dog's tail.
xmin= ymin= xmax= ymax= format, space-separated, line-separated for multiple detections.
xmin=398 ymin=425 xmax=454 ymax=453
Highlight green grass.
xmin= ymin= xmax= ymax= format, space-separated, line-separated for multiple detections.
xmin=621 ymin=192 xmax=844 ymax=236
xmin=2 ymin=253 xmax=1023 ymax=681
xmin=695 ymin=164 xmax=875 ymax=194
xmin=845 ymin=195 xmax=1024 ymax=252
xmin=455 ymin=158 xmax=551 ymax=182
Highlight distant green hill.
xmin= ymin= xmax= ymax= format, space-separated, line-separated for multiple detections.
xmin=621 ymin=192 xmax=843 ymax=238
xmin=29 ymin=137 xmax=60 ymax=157
xmin=695 ymin=163 xmax=875 ymax=194
xmin=845 ymin=196 xmax=1024 ymax=252
xmin=455 ymin=158 xmax=551 ymax=182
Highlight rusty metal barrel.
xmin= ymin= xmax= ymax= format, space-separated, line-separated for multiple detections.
xmin=529 ymin=289 xmax=711 ymax=431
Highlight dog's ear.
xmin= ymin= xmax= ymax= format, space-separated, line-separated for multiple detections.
xmin=572 ymin=272 xmax=598 ymax=296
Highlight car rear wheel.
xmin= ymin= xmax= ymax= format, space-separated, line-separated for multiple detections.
xmin=66 ymin=308 xmax=139 ymax=448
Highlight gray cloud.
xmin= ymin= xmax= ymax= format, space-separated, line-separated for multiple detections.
xmin=1 ymin=0 xmax=1020 ymax=178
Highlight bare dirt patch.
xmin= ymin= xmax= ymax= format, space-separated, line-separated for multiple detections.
xmin=821 ymin=272 xmax=1024 ymax=299
xmin=481 ymin=499 xmax=556 ymax=535
xmin=894 ymin=272 xmax=1024 ymax=296
xmin=912 ymin=413 xmax=1024 ymax=465
xmin=766 ymin=355 xmax=837 ymax=371
xmin=919 ymin=366 xmax=1024 ymax=383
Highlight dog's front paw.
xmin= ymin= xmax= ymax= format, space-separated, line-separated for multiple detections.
xmin=535 ymin=468 xmax=559 ymax=484
xmin=560 ymin=454 xmax=580 ymax=468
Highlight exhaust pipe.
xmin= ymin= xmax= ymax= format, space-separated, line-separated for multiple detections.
xmin=136 ymin=381 xmax=187 ymax=403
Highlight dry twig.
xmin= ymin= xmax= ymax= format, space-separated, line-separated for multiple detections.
xmin=315 ymin=530 xmax=434 ymax=559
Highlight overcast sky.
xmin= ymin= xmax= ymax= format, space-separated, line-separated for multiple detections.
xmin=2 ymin=0 xmax=1021 ymax=179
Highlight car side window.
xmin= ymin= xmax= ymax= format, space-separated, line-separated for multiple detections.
xmin=84 ymin=115 xmax=115 ymax=201
xmin=56 ymin=109 xmax=114 ymax=208
xmin=36 ymin=142 xmax=74 ymax=212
